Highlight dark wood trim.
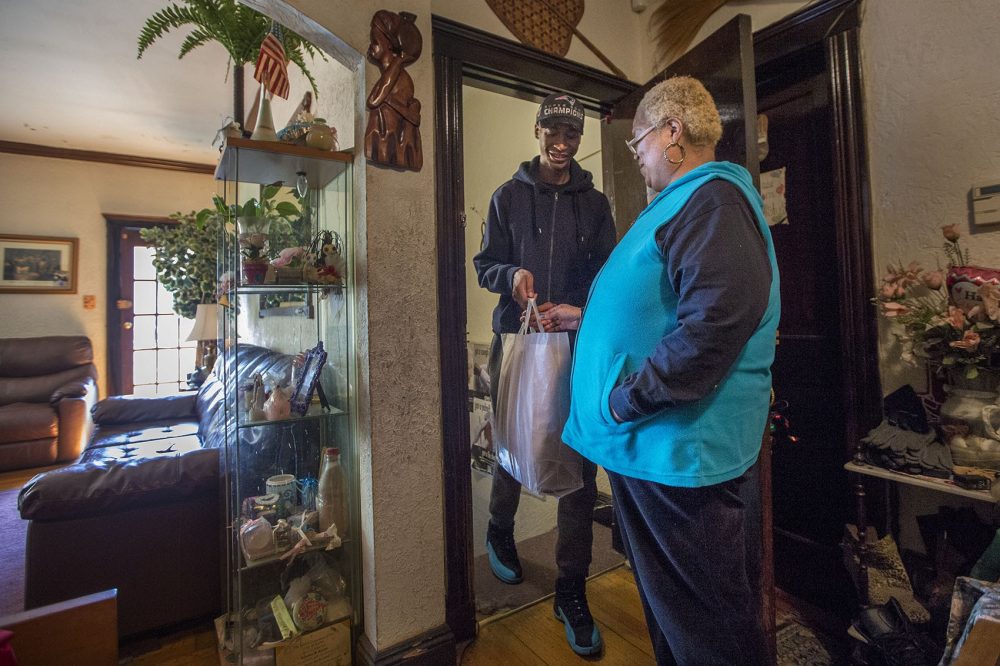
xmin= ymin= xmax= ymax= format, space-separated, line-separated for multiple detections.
xmin=0 ymin=140 xmax=215 ymax=175
xmin=434 ymin=49 xmax=477 ymax=644
xmin=432 ymin=16 xmax=636 ymax=108
xmin=825 ymin=24 xmax=883 ymax=443
xmin=355 ymin=625 xmax=455 ymax=665
xmin=754 ymin=0 xmax=860 ymax=70
xmin=432 ymin=14 xmax=641 ymax=644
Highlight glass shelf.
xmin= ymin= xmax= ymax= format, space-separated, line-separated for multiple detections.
xmin=238 ymin=404 xmax=345 ymax=429
xmin=231 ymin=283 xmax=345 ymax=296
xmin=240 ymin=538 xmax=350 ymax=572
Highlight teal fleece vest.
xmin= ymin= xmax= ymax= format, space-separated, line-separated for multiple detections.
xmin=562 ymin=162 xmax=780 ymax=487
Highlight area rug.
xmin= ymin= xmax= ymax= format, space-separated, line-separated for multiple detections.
xmin=0 ymin=489 xmax=26 ymax=617
xmin=776 ymin=608 xmax=848 ymax=665
xmin=474 ymin=522 xmax=624 ymax=619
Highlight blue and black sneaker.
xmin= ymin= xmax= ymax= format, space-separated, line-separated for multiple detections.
xmin=486 ymin=523 xmax=523 ymax=584
xmin=553 ymin=576 xmax=603 ymax=656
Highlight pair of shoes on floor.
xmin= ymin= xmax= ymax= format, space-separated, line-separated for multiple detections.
xmin=553 ymin=576 xmax=603 ymax=656
xmin=848 ymin=596 xmax=940 ymax=666
xmin=485 ymin=526 xmax=603 ymax=656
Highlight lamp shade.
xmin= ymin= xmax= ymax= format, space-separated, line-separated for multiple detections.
xmin=186 ymin=303 xmax=219 ymax=342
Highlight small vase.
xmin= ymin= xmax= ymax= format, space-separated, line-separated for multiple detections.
xmin=305 ymin=118 xmax=337 ymax=151
xmin=242 ymin=261 xmax=268 ymax=286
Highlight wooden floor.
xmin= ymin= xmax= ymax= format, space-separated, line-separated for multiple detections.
xmin=116 ymin=565 xmax=651 ymax=665
xmin=460 ymin=565 xmax=654 ymax=665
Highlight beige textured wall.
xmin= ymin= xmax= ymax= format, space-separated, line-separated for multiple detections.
xmin=861 ymin=0 xmax=1000 ymax=394
xmin=0 ymin=153 xmax=217 ymax=397
xmin=276 ymin=0 xmax=442 ymax=651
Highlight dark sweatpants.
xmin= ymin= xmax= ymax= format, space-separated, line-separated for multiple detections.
xmin=487 ymin=333 xmax=598 ymax=580
xmin=608 ymin=467 xmax=768 ymax=666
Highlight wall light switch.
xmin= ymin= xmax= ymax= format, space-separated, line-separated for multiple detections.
xmin=972 ymin=181 xmax=1000 ymax=226
xmin=83 ymin=295 xmax=96 ymax=310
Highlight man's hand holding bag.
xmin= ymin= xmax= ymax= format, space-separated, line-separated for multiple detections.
xmin=493 ymin=299 xmax=584 ymax=497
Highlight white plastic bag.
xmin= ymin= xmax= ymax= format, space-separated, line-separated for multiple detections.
xmin=493 ymin=299 xmax=584 ymax=497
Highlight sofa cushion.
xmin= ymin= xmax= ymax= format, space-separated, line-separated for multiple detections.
xmin=0 ymin=336 xmax=93 ymax=377
xmin=80 ymin=435 xmax=202 ymax=464
xmin=88 ymin=419 xmax=200 ymax=449
xmin=92 ymin=394 xmax=196 ymax=425
xmin=0 ymin=403 xmax=57 ymax=443
xmin=18 ymin=447 xmax=219 ymax=521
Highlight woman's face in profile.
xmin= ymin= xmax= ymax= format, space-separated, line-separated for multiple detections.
xmin=632 ymin=108 xmax=666 ymax=192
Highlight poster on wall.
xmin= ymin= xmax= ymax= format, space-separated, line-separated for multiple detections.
xmin=468 ymin=341 xmax=491 ymax=397
xmin=0 ymin=234 xmax=78 ymax=294
xmin=761 ymin=167 xmax=788 ymax=227
xmin=470 ymin=396 xmax=496 ymax=476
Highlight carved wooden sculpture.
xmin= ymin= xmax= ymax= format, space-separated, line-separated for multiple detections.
xmin=364 ymin=10 xmax=423 ymax=171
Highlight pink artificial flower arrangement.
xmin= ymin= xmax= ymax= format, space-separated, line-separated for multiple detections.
xmin=874 ymin=225 xmax=1000 ymax=381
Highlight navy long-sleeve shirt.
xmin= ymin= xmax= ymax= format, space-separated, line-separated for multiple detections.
xmin=609 ymin=179 xmax=772 ymax=421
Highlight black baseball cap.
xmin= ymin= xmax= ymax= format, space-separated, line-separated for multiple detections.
xmin=536 ymin=93 xmax=585 ymax=134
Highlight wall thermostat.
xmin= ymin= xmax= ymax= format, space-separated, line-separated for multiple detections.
xmin=972 ymin=181 xmax=1000 ymax=226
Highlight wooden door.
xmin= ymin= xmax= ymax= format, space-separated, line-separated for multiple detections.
xmin=599 ymin=14 xmax=775 ymax=656
xmin=106 ymin=216 xmax=197 ymax=396
xmin=601 ymin=15 xmax=759 ymax=236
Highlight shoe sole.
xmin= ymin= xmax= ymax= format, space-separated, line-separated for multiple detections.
xmin=486 ymin=542 xmax=523 ymax=584
xmin=553 ymin=608 xmax=603 ymax=656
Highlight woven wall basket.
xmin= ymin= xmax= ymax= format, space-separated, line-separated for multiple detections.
xmin=486 ymin=0 xmax=584 ymax=57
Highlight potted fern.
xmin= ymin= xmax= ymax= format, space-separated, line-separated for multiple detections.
xmin=137 ymin=0 xmax=323 ymax=125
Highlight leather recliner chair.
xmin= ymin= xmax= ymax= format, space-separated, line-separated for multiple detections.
xmin=0 ymin=336 xmax=98 ymax=472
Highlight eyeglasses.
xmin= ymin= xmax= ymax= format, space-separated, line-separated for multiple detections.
xmin=625 ymin=125 xmax=657 ymax=158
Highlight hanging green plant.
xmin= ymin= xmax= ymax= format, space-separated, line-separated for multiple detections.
xmin=140 ymin=199 xmax=226 ymax=319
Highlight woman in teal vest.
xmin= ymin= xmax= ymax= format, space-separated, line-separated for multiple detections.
xmin=543 ymin=76 xmax=780 ymax=664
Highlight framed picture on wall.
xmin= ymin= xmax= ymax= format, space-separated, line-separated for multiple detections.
xmin=0 ymin=234 xmax=79 ymax=294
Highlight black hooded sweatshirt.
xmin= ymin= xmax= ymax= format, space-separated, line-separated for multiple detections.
xmin=474 ymin=156 xmax=616 ymax=336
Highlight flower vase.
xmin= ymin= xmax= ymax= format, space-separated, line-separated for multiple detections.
xmin=242 ymin=261 xmax=268 ymax=285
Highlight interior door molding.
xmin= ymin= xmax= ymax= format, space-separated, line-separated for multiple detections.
xmin=432 ymin=15 xmax=639 ymax=642
xmin=755 ymin=0 xmax=879 ymax=445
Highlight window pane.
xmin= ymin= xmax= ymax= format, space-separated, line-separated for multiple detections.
xmin=133 ymin=315 xmax=156 ymax=350
xmin=158 ymin=314 xmax=179 ymax=347
xmin=179 ymin=316 xmax=196 ymax=345
xmin=134 ymin=281 xmax=156 ymax=315
xmin=180 ymin=347 xmax=197 ymax=375
xmin=133 ymin=384 xmax=157 ymax=396
xmin=133 ymin=350 xmax=156 ymax=384
xmin=158 ymin=349 xmax=179 ymax=383
xmin=133 ymin=246 xmax=156 ymax=281
xmin=156 ymin=282 xmax=175 ymax=315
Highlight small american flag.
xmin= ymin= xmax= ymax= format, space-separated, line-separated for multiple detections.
xmin=254 ymin=24 xmax=290 ymax=99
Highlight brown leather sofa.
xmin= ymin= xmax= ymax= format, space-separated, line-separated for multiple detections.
xmin=17 ymin=344 xmax=296 ymax=638
xmin=0 ymin=336 xmax=98 ymax=472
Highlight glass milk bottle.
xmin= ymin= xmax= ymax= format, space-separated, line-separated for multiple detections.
xmin=317 ymin=447 xmax=347 ymax=535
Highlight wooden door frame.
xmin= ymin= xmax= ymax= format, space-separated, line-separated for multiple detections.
xmin=433 ymin=15 xmax=636 ymax=641
xmin=754 ymin=0 xmax=882 ymax=451
xmin=435 ymin=0 xmax=879 ymax=641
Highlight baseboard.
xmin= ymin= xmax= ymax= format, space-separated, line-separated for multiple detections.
xmin=356 ymin=625 xmax=455 ymax=665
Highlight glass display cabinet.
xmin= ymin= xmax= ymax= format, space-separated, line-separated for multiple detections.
xmin=215 ymin=137 xmax=359 ymax=665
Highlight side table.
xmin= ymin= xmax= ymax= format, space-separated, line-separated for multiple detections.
xmin=844 ymin=460 xmax=996 ymax=604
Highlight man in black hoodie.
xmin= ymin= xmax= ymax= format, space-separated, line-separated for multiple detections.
xmin=473 ymin=93 xmax=616 ymax=657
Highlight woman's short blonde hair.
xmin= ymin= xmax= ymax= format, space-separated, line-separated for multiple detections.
xmin=638 ymin=76 xmax=722 ymax=148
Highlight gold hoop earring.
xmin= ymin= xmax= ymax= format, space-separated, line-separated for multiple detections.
xmin=663 ymin=142 xmax=686 ymax=165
